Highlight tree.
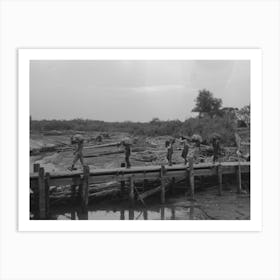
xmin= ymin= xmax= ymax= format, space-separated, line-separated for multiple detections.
xmin=192 ymin=89 xmax=222 ymax=118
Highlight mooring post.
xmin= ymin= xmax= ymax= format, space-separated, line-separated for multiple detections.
xmin=45 ymin=172 xmax=50 ymax=217
xmin=217 ymin=164 xmax=223 ymax=196
xmin=160 ymin=207 xmax=165 ymax=220
xmin=189 ymin=158 xmax=195 ymax=200
xmin=143 ymin=209 xmax=148 ymax=220
xmin=38 ymin=167 xmax=46 ymax=219
xmin=129 ymin=208 xmax=134 ymax=220
xmin=171 ymin=207 xmax=176 ymax=220
xmin=120 ymin=209 xmax=125 ymax=220
xmin=129 ymin=176 xmax=135 ymax=206
xmin=33 ymin=163 xmax=40 ymax=173
xmin=160 ymin=165 xmax=165 ymax=204
xmin=236 ymin=164 xmax=242 ymax=194
xmin=81 ymin=165 xmax=89 ymax=212
xmin=120 ymin=163 xmax=126 ymax=197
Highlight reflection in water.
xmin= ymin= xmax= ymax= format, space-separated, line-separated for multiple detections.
xmin=160 ymin=207 xmax=165 ymax=220
xmin=120 ymin=209 xmax=125 ymax=220
xmin=53 ymin=203 xmax=205 ymax=220
xmin=129 ymin=209 xmax=134 ymax=220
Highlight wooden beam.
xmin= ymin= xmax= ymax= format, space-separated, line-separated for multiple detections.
xmin=81 ymin=165 xmax=89 ymax=211
xmin=38 ymin=167 xmax=46 ymax=219
xmin=143 ymin=209 xmax=148 ymax=220
xmin=160 ymin=165 xmax=165 ymax=204
xmin=129 ymin=176 xmax=135 ymax=206
xmin=160 ymin=207 xmax=165 ymax=220
xmin=236 ymin=164 xmax=242 ymax=194
xmin=33 ymin=163 xmax=40 ymax=173
xmin=45 ymin=172 xmax=50 ymax=217
xmin=189 ymin=158 xmax=195 ymax=200
xmin=138 ymin=186 xmax=161 ymax=201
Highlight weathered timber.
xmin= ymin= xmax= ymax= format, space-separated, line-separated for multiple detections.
xmin=129 ymin=177 xmax=135 ymax=206
xmin=89 ymin=189 xmax=119 ymax=198
xmin=81 ymin=165 xmax=89 ymax=211
xmin=45 ymin=172 xmax=50 ymax=217
xmin=33 ymin=163 xmax=40 ymax=173
xmin=38 ymin=167 xmax=46 ymax=219
xmin=217 ymin=164 xmax=223 ymax=196
xmin=236 ymin=163 xmax=242 ymax=194
xmin=189 ymin=158 xmax=195 ymax=200
xmin=138 ymin=186 xmax=162 ymax=201
xmin=160 ymin=165 xmax=165 ymax=204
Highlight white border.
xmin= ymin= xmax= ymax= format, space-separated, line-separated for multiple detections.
xmin=18 ymin=48 xmax=262 ymax=231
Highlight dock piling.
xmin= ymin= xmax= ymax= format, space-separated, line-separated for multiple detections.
xmin=129 ymin=176 xmax=135 ymax=206
xmin=236 ymin=164 xmax=242 ymax=194
xmin=45 ymin=172 xmax=50 ymax=217
xmin=33 ymin=163 xmax=40 ymax=173
xmin=160 ymin=165 xmax=165 ymax=204
xmin=81 ymin=165 xmax=89 ymax=212
xmin=217 ymin=164 xmax=223 ymax=196
xmin=189 ymin=158 xmax=195 ymax=200
xmin=38 ymin=167 xmax=46 ymax=219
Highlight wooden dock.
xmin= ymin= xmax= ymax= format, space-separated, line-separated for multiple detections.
xmin=30 ymin=161 xmax=250 ymax=219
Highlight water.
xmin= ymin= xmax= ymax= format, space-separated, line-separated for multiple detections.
xmin=49 ymin=204 xmax=209 ymax=220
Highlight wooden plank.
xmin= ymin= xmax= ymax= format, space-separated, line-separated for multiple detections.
xmin=138 ymin=186 xmax=161 ymax=201
xmin=38 ymin=167 xmax=46 ymax=219
xmin=189 ymin=158 xmax=195 ymax=200
xmin=30 ymin=162 xmax=250 ymax=180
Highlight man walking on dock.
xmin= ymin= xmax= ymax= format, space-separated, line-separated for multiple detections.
xmin=180 ymin=137 xmax=189 ymax=165
xmin=69 ymin=134 xmax=85 ymax=171
xmin=166 ymin=139 xmax=175 ymax=166
xmin=120 ymin=138 xmax=132 ymax=168
xmin=211 ymin=133 xmax=222 ymax=163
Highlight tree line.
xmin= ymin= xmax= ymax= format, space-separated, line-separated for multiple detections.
xmin=31 ymin=89 xmax=250 ymax=146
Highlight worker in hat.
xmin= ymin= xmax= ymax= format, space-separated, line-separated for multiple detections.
xmin=180 ymin=137 xmax=189 ymax=165
xmin=119 ymin=139 xmax=132 ymax=168
xmin=69 ymin=134 xmax=85 ymax=171
xmin=166 ymin=138 xmax=175 ymax=166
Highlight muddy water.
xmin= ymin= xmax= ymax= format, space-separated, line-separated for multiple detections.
xmin=48 ymin=204 xmax=209 ymax=220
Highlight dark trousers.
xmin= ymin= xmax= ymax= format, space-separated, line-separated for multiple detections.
xmin=125 ymin=155 xmax=131 ymax=168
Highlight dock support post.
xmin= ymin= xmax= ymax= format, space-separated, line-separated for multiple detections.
xmin=81 ymin=165 xmax=89 ymax=212
xmin=160 ymin=207 xmax=165 ymax=220
xmin=120 ymin=163 xmax=126 ymax=197
xmin=120 ymin=209 xmax=125 ymax=220
xmin=129 ymin=176 xmax=135 ymax=206
xmin=33 ymin=163 xmax=40 ymax=173
xmin=38 ymin=167 xmax=46 ymax=219
xmin=236 ymin=164 xmax=242 ymax=194
xmin=217 ymin=164 xmax=223 ymax=196
xmin=143 ymin=209 xmax=148 ymax=220
xmin=160 ymin=165 xmax=165 ymax=204
xmin=45 ymin=172 xmax=50 ymax=217
xmin=189 ymin=158 xmax=195 ymax=200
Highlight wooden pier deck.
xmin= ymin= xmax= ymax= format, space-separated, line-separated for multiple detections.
xmin=30 ymin=161 xmax=250 ymax=219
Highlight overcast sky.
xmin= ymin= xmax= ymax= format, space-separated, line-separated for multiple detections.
xmin=30 ymin=60 xmax=250 ymax=122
